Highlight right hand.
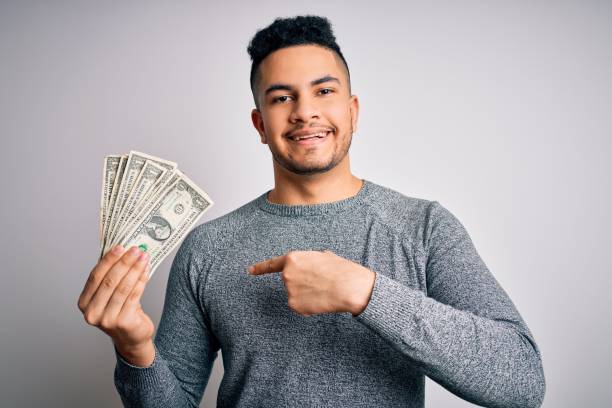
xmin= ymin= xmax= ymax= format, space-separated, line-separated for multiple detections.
xmin=78 ymin=245 xmax=155 ymax=366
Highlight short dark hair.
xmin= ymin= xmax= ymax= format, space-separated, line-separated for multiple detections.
xmin=247 ymin=15 xmax=351 ymax=106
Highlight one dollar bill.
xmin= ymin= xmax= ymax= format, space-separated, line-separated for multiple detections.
xmin=99 ymin=152 xmax=213 ymax=278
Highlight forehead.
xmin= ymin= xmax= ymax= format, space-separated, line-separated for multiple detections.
xmin=258 ymin=44 xmax=346 ymax=87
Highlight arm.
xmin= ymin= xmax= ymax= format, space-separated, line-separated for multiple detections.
xmin=114 ymin=231 xmax=220 ymax=408
xmin=354 ymin=201 xmax=546 ymax=408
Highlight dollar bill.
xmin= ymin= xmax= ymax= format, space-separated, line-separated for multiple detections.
xmin=101 ymin=155 xmax=127 ymax=256
xmin=106 ymin=154 xmax=147 ymax=243
xmin=98 ymin=151 xmax=213 ymax=277
xmin=106 ymin=151 xmax=177 ymax=248
xmin=109 ymin=168 xmax=179 ymax=251
xmin=107 ymin=160 xmax=167 ymax=247
xmin=117 ymin=171 xmax=213 ymax=276
xmin=100 ymin=155 xmax=121 ymax=247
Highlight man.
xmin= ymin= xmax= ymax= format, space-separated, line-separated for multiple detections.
xmin=78 ymin=15 xmax=546 ymax=407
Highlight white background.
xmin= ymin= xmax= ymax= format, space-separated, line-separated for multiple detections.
xmin=0 ymin=1 xmax=610 ymax=406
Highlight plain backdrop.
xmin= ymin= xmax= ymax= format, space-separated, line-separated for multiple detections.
xmin=1 ymin=1 xmax=610 ymax=407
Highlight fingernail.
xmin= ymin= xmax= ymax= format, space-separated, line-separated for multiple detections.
xmin=138 ymin=251 xmax=149 ymax=261
xmin=247 ymin=266 xmax=254 ymax=274
xmin=112 ymin=245 xmax=124 ymax=254
xmin=129 ymin=246 xmax=140 ymax=255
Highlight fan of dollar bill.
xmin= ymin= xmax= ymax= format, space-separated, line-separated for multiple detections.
xmin=99 ymin=151 xmax=213 ymax=277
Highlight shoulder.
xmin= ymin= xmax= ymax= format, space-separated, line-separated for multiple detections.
xmin=363 ymin=180 xmax=437 ymax=238
xmin=362 ymin=180 xmax=467 ymax=251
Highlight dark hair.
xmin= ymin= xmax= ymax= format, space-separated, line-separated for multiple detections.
xmin=247 ymin=15 xmax=350 ymax=106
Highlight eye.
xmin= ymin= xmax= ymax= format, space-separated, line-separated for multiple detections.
xmin=318 ymin=88 xmax=334 ymax=95
xmin=273 ymin=95 xmax=293 ymax=104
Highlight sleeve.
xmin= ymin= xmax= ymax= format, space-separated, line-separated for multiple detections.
xmin=113 ymin=230 xmax=221 ymax=408
xmin=354 ymin=201 xmax=546 ymax=408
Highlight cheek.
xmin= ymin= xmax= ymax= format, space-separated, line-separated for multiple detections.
xmin=262 ymin=108 xmax=289 ymax=135
xmin=323 ymin=102 xmax=352 ymax=129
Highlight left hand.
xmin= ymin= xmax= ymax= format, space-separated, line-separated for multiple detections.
xmin=247 ymin=250 xmax=376 ymax=317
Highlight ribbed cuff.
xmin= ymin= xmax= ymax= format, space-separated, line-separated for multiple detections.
xmin=354 ymin=272 xmax=424 ymax=346
xmin=114 ymin=343 xmax=168 ymax=391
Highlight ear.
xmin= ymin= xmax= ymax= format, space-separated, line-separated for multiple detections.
xmin=349 ymin=94 xmax=359 ymax=134
xmin=251 ymin=108 xmax=268 ymax=144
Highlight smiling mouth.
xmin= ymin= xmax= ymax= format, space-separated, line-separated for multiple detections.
xmin=288 ymin=131 xmax=330 ymax=142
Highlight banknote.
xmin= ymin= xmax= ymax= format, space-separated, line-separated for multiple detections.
xmin=99 ymin=152 xmax=213 ymax=277
xmin=108 ymin=169 xmax=180 ymax=252
xmin=101 ymin=155 xmax=127 ymax=256
xmin=107 ymin=160 xmax=167 ymax=247
xmin=106 ymin=153 xmax=147 ymax=244
xmin=106 ymin=152 xmax=177 ymax=251
xmin=100 ymin=155 xmax=121 ymax=247
xmin=117 ymin=172 xmax=213 ymax=276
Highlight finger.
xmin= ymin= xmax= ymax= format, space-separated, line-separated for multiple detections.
xmin=84 ymin=246 xmax=143 ymax=323
xmin=102 ymin=251 xmax=150 ymax=322
xmin=120 ymin=263 xmax=151 ymax=315
xmin=248 ymin=255 xmax=285 ymax=275
xmin=78 ymin=245 xmax=126 ymax=311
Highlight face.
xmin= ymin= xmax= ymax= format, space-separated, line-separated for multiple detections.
xmin=251 ymin=45 xmax=359 ymax=176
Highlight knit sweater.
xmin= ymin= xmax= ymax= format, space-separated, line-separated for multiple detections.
xmin=114 ymin=179 xmax=546 ymax=407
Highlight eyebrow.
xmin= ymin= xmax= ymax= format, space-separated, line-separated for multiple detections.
xmin=264 ymin=75 xmax=341 ymax=96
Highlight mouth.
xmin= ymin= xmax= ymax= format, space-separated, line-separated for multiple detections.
xmin=286 ymin=130 xmax=332 ymax=145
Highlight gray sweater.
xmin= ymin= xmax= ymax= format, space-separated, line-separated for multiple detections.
xmin=114 ymin=179 xmax=545 ymax=407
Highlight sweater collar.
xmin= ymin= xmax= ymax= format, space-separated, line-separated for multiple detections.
xmin=256 ymin=179 xmax=371 ymax=217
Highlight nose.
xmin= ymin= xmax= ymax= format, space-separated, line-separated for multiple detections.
xmin=289 ymin=95 xmax=320 ymax=123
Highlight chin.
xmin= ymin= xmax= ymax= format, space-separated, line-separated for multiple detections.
xmin=273 ymin=156 xmax=332 ymax=175
xmin=286 ymin=158 xmax=339 ymax=175
xmin=290 ymin=166 xmax=334 ymax=176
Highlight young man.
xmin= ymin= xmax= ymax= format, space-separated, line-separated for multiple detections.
xmin=79 ymin=16 xmax=545 ymax=407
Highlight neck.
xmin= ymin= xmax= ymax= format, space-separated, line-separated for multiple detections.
xmin=268 ymin=155 xmax=363 ymax=205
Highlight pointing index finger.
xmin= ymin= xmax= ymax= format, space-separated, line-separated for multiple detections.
xmin=248 ymin=255 xmax=285 ymax=275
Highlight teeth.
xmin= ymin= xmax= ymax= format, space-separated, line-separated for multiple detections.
xmin=291 ymin=132 xmax=328 ymax=141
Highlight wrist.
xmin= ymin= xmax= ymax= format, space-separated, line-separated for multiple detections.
xmin=114 ymin=339 xmax=155 ymax=368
